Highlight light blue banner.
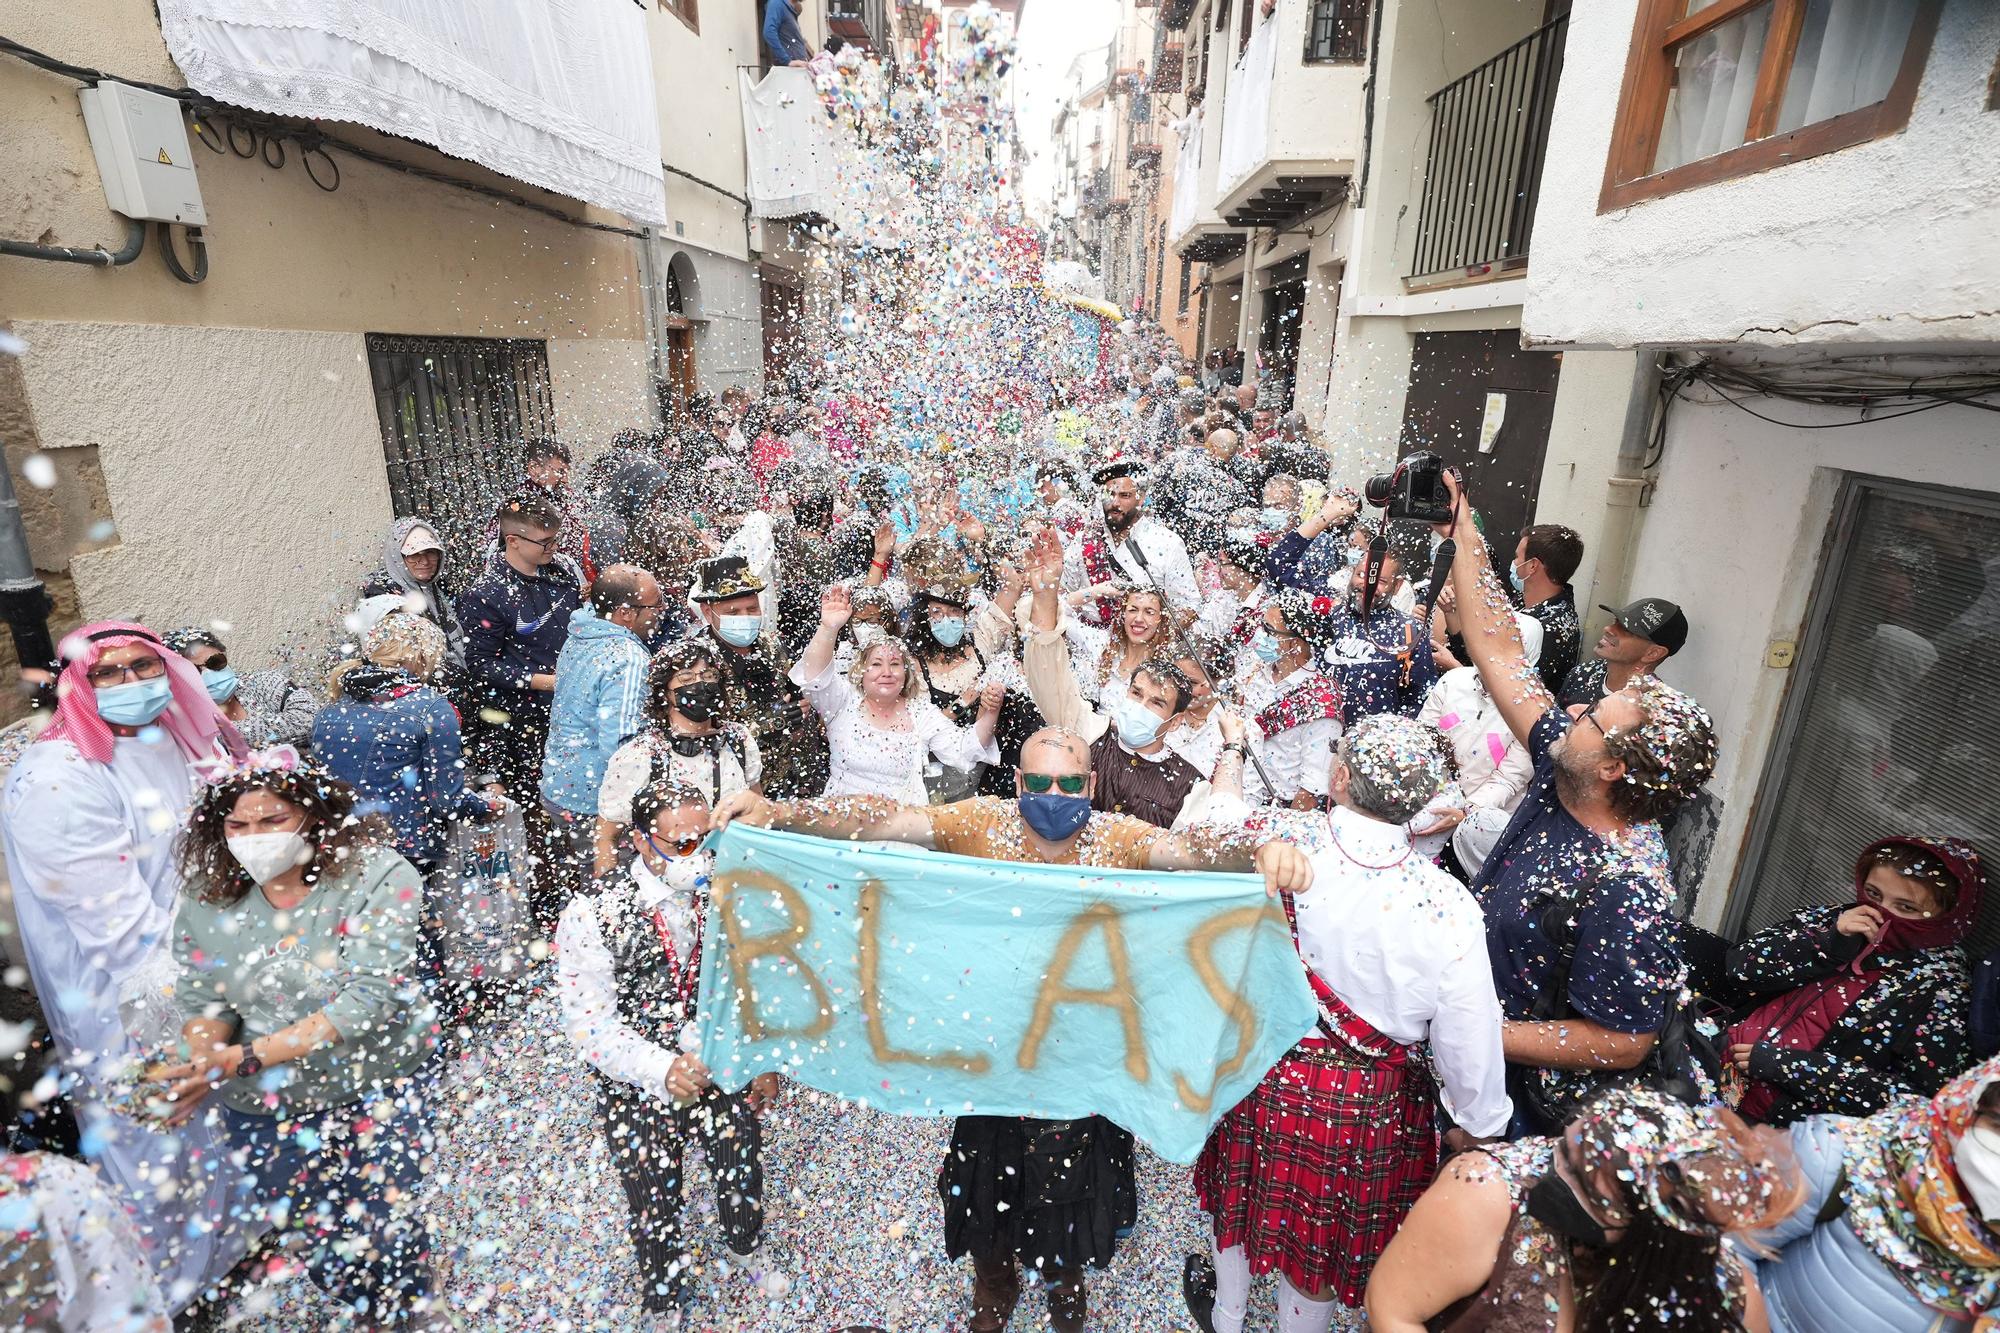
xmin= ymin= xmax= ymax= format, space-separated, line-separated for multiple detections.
xmin=695 ymin=824 xmax=1320 ymax=1164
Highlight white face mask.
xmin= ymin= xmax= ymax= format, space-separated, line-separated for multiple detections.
xmin=1956 ymin=1122 xmax=2000 ymax=1223
xmin=227 ymin=830 xmax=312 ymax=887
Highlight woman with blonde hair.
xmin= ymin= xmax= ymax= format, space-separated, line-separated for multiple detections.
xmin=792 ymin=583 xmax=1004 ymax=801
xmin=311 ymin=609 xmax=498 ymax=873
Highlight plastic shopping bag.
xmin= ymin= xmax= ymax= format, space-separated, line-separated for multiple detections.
xmin=432 ymin=801 xmax=534 ymax=988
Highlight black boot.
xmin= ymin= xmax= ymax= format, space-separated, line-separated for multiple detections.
xmin=1182 ymin=1252 xmax=1218 ymax=1333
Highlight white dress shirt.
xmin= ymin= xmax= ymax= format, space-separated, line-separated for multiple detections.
xmin=1291 ymin=805 xmax=1512 ymax=1137
xmin=1062 ymin=514 xmax=1200 ymax=618
xmin=555 ymin=859 xmax=702 ymax=1101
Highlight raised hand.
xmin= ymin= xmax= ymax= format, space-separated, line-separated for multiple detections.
xmin=820 ymin=582 xmax=853 ymax=629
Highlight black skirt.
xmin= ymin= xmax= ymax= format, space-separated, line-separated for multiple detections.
xmin=936 ymin=1114 xmax=1137 ymax=1272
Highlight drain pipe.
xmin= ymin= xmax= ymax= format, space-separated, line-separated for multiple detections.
xmin=0 ymin=461 xmax=55 ymax=678
xmin=1584 ymin=350 xmax=1665 ymax=629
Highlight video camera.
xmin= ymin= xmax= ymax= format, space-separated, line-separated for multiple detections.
xmin=1362 ymin=451 xmax=1454 ymax=525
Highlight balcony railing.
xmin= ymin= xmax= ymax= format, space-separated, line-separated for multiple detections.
xmin=1407 ymin=12 xmax=1567 ymax=283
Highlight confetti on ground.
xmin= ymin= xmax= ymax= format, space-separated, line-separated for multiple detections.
xmin=219 ymin=974 xmax=1305 ymax=1331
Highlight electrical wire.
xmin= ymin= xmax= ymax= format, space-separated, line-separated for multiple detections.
xmin=1662 ymin=355 xmax=2000 ymax=434
xmin=0 ymin=34 xmax=649 ymax=240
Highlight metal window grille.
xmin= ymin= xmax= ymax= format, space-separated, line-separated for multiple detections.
xmin=1407 ymin=11 xmax=1567 ymax=281
xmin=365 ymin=334 xmax=557 ymax=563
xmin=1727 ymin=476 xmax=2000 ymax=954
xmin=1178 ymin=256 xmax=1192 ymax=313
xmin=1304 ymin=0 xmax=1369 ymax=63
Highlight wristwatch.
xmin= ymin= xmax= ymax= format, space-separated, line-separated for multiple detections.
xmin=233 ymin=1046 xmax=264 ymax=1080
xmin=1220 ymin=742 xmax=1247 ymax=758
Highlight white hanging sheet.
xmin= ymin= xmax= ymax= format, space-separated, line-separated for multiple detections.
xmin=159 ymin=0 xmax=667 ymax=223
xmin=740 ymin=67 xmax=833 ymax=220
xmin=1216 ymin=8 xmax=1277 ymax=196
xmin=1168 ymin=108 xmax=1204 ymax=241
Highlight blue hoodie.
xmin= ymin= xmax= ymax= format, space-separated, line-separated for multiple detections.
xmin=539 ymin=606 xmax=650 ymax=814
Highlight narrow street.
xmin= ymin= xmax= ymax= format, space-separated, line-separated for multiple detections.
xmin=3 ymin=3 xmax=1998 ymax=1333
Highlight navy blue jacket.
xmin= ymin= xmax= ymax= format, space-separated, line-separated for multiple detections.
xmin=454 ymin=555 xmax=583 ymax=720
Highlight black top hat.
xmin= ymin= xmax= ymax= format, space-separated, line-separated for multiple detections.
xmin=1599 ymin=597 xmax=1689 ymax=655
xmin=691 ymin=554 xmax=767 ymax=603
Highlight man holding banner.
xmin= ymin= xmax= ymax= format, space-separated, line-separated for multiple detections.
xmin=711 ymin=724 xmax=1313 ymax=1333
xmin=1185 ymin=714 xmax=1512 ymax=1333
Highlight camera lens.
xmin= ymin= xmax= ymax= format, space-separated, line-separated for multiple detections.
xmin=1363 ymin=474 xmax=1395 ymax=506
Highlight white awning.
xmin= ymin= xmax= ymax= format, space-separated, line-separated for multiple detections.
xmin=159 ymin=0 xmax=666 ymax=223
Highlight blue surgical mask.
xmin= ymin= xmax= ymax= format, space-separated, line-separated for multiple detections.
xmin=716 ymin=614 xmax=762 ymax=648
xmin=1344 ymin=546 xmax=1364 ymax=568
xmin=1251 ymin=629 xmax=1283 ymax=665
xmin=930 ymin=616 xmax=966 ymax=648
xmin=1018 ymin=790 xmax=1092 ymax=841
xmin=95 ymin=676 xmax=175 ymax=727
xmin=1508 ymin=563 xmax=1527 ymax=596
xmin=1112 ymin=695 xmax=1165 ymax=748
xmin=202 ymin=666 xmax=240 ymax=703
xmin=1260 ymin=506 xmax=1290 ymax=528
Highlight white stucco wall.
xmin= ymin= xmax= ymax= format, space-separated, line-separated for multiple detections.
xmin=11 ymin=321 xmax=391 ymax=666
xmin=1531 ymin=348 xmax=1643 ymax=614
xmin=1614 ymin=392 xmax=2000 ymax=928
xmin=1525 ymin=2 xmax=2000 ymax=350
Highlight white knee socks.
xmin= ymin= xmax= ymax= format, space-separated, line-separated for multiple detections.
xmin=1209 ymin=1242 xmax=1251 ymax=1333
xmin=1275 ymin=1274 xmax=1343 ymax=1333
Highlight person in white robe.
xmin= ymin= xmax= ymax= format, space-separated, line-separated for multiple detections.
xmin=0 ymin=621 xmax=252 ymax=1310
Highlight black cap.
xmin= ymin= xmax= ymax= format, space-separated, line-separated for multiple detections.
xmin=1090 ymin=459 xmax=1147 ymax=487
xmin=1599 ymin=597 xmax=1688 ymax=655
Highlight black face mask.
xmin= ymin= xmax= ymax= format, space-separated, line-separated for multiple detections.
xmin=1525 ymin=1173 xmax=1612 ymax=1249
xmin=673 ymin=681 xmax=723 ymax=723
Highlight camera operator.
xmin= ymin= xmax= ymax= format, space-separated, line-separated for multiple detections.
xmin=1430 ymin=470 xmax=1719 ymax=1136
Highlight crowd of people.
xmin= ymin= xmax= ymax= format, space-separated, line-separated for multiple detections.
xmin=0 ymin=349 xmax=1994 ymax=1333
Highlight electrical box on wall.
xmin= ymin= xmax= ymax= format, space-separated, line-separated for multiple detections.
xmin=77 ymin=81 xmax=208 ymax=225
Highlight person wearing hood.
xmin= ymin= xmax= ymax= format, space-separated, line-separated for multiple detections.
xmin=0 ymin=621 xmax=250 ymax=1307
xmin=163 ymin=625 xmax=318 ymax=751
xmin=1724 ymin=837 xmax=1980 ymax=1125
xmin=556 ymin=780 xmax=768 ymax=1326
xmin=1742 ymin=1053 xmax=2000 ymax=1332
xmin=361 ymin=518 xmax=467 ymax=670
xmin=312 ymin=611 xmax=498 ymax=874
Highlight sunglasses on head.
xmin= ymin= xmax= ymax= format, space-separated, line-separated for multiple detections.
xmin=647 ymin=833 xmax=705 ymax=858
xmin=1020 ymin=772 xmax=1087 ymax=795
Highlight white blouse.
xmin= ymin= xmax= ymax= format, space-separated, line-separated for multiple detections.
xmin=790 ymin=661 xmax=999 ymax=803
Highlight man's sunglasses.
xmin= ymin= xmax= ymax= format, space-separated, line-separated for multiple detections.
xmin=647 ymin=833 xmax=705 ymax=858
xmin=195 ymin=652 xmax=229 ymax=672
xmin=1577 ymin=699 xmax=1608 ymax=737
xmin=1020 ymin=772 xmax=1088 ymax=795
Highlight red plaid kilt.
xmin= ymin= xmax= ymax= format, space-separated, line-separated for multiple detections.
xmin=1193 ymin=1024 xmax=1440 ymax=1303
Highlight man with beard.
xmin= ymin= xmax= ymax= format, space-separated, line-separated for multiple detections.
xmin=685 ymin=554 xmax=828 ymax=800
xmin=711 ymin=730 xmax=1313 ymax=1333
xmin=1062 ymin=460 xmax=1199 ymax=626
xmin=1432 ymin=472 xmax=1718 ymax=1135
